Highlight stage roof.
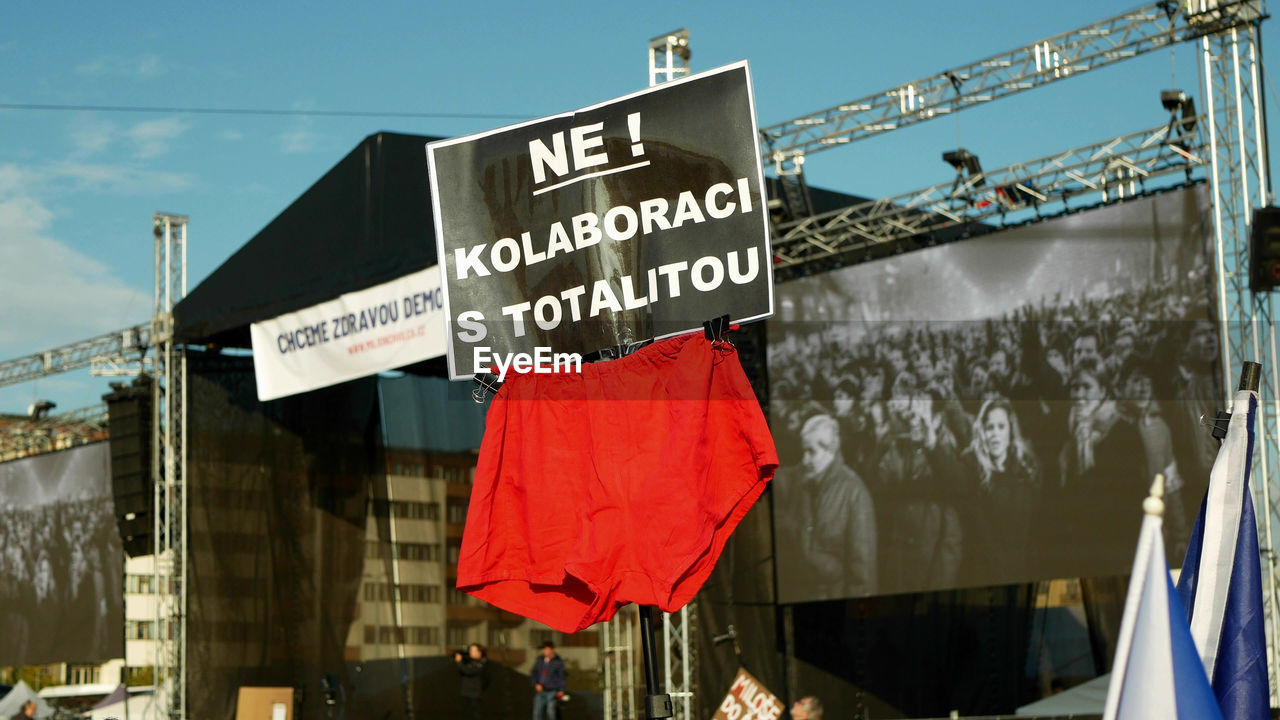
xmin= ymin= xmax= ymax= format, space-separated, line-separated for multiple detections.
xmin=174 ymin=131 xmax=442 ymax=347
xmin=172 ymin=129 xmax=881 ymax=352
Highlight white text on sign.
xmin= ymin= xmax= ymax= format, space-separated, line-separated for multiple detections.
xmin=529 ymin=112 xmax=647 ymax=191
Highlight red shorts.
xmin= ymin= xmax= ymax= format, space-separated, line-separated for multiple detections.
xmin=456 ymin=332 xmax=777 ymax=633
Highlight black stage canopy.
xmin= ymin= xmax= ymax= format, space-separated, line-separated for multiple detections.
xmin=174 ymin=131 xmax=443 ymax=347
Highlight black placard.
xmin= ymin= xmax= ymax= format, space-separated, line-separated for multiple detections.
xmin=428 ymin=62 xmax=772 ymax=379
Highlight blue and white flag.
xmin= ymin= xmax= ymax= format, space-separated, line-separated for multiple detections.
xmin=1102 ymin=479 xmax=1223 ymax=720
xmin=1176 ymin=388 xmax=1269 ymax=720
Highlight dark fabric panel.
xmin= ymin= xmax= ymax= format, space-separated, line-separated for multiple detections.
xmin=345 ymin=657 xmax=603 ymax=720
xmin=788 ymin=585 xmax=1038 ymax=718
xmin=694 ymin=490 xmax=782 ymax=718
xmin=175 ymin=132 xmax=442 ymax=344
xmin=378 ymin=375 xmax=488 ymax=453
xmin=187 ymin=351 xmax=379 ymax=720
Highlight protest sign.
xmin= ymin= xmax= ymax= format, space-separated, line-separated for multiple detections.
xmin=249 ymin=265 xmax=446 ymax=400
xmin=428 ymin=61 xmax=772 ymax=379
xmin=712 ymin=667 xmax=785 ymax=720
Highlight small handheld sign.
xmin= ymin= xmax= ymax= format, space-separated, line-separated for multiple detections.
xmin=427 ymin=61 xmax=773 ymax=379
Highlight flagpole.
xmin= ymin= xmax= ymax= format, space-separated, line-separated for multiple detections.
xmin=1101 ymin=475 xmax=1166 ymax=720
xmin=1237 ymin=361 xmax=1280 ymax=706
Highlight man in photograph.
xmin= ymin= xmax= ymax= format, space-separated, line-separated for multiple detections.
xmin=777 ymin=414 xmax=877 ymax=599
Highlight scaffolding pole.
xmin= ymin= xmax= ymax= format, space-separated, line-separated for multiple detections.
xmin=152 ymin=212 xmax=188 ymax=720
xmin=1198 ymin=9 xmax=1280 ymax=702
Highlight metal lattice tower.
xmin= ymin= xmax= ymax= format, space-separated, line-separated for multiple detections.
xmin=662 ymin=604 xmax=695 ymax=720
xmin=1194 ymin=1 xmax=1280 ymax=699
xmin=603 ymin=605 xmax=639 ymax=720
xmin=648 ymin=30 xmax=690 ymax=87
xmin=152 ymin=212 xmax=188 ymax=720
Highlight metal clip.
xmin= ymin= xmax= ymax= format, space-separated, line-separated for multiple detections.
xmin=471 ymin=372 xmax=502 ymax=403
xmin=1199 ymin=410 xmax=1231 ymax=440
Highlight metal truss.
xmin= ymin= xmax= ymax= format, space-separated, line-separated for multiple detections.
xmin=771 ymin=119 xmax=1204 ymax=266
xmin=662 ymin=607 xmax=694 ymax=720
xmin=649 ymin=30 xmax=690 ymax=87
xmin=602 ymin=605 xmax=639 ymax=720
xmin=758 ymin=0 xmax=1262 ymax=169
xmin=0 ymin=325 xmax=151 ymax=388
xmin=0 ymin=404 xmax=109 ymax=460
xmin=152 ymin=212 xmax=188 ymax=720
xmin=1198 ymin=16 xmax=1280 ymax=702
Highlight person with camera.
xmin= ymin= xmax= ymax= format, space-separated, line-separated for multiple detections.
xmin=530 ymin=640 xmax=567 ymax=720
xmin=454 ymin=643 xmax=487 ymax=720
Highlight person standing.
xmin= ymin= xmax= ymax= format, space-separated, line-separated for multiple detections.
xmin=531 ymin=640 xmax=566 ymax=720
xmin=11 ymin=700 xmax=36 ymax=720
xmin=790 ymin=696 xmax=823 ymax=720
xmin=455 ymin=643 xmax=487 ymax=720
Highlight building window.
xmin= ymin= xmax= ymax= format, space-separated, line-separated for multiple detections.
xmin=406 ymin=627 xmax=440 ymax=646
xmin=446 ymin=501 xmax=469 ymax=524
xmin=68 ymin=664 xmax=99 ymax=684
xmin=530 ymin=629 xmax=558 ymax=648
xmin=447 ymin=626 xmax=470 ymax=647
xmin=488 ymin=628 xmax=512 ymax=649
xmin=125 ymin=574 xmax=154 ymax=594
xmin=364 ymin=625 xmax=376 ymax=644
xmin=363 ymin=583 xmax=444 ymax=604
xmin=126 ymin=620 xmax=155 ymax=640
xmin=439 ymin=465 xmax=470 ymax=484
xmin=446 ymin=542 xmax=461 ymax=564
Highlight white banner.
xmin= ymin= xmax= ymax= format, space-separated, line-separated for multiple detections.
xmin=250 ymin=265 xmax=446 ymax=401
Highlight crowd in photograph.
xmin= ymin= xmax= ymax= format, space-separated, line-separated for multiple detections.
xmin=770 ymin=272 xmax=1221 ymax=597
xmin=0 ymin=497 xmax=121 ymax=663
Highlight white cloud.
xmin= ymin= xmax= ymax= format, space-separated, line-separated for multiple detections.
xmin=220 ymin=129 xmax=244 ymax=141
xmin=278 ymin=102 xmax=322 ymax=154
xmin=279 ymin=122 xmax=321 ymax=154
xmin=47 ymin=161 xmax=194 ymax=194
xmin=66 ymin=114 xmax=190 ymax=159
xmin=126 ymin=116 xmax=190 ymax=158
xmin=0 ymin=171 xmax=149 ymax=353
xmin=68 ymin=116 xmax=118 ymax=155
xmin=75 ymin=53 xmax=166 ymax=78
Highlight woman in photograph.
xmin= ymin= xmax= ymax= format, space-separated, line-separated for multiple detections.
xmin=961 ymin=397 xmax=1040 ymax=584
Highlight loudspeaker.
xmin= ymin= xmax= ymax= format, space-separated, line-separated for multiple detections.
xmin=1250 ymin=206 xmax=1280 ymax=292
xmin=104 ymin=375 xmax=154 ymax=557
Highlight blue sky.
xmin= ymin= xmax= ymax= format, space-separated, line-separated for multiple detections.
xmin=2 ymin=1 xmax=1278 ymax=413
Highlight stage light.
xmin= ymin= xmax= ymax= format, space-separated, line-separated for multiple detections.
xmin=1161 ymin=89 xmax=1198 ymax=135
xmin=1160 ymin=89 xmax=1186 ymax=112
xmin=942 ymin=148 xmax=985 ymax=186
xmin=27 ymin=400 xmax=55 ymax=419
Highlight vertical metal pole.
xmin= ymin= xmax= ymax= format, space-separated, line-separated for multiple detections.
xmin=662 ymin=606 xmax=693 ymax=720
xmin=151 ymin=212 xmax=188 ymax=720
xmin=1201 ymin=9 xmax=1280 ymax=701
